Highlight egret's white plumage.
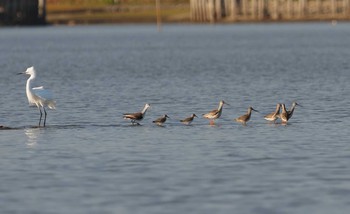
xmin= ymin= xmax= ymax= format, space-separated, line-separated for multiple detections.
xmin=21 ymin=66 xmax=56 ymax=127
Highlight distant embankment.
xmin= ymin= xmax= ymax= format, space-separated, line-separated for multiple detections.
xmin=190 ymin=0 xmax=350 ymax=22
xmin=46 ymin=0 xmax=190 ymax=25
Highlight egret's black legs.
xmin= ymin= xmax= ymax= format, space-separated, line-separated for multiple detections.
xmin=43 ymin=107 xmax=47 ymax=127
xmin=39 ymin=108 xmax=43 ymax=126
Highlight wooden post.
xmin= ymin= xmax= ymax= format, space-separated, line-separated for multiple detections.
xmin=224 ymin=0 xmax=231 ymax=18
xmin=252 ymin=0 xmax=256 ymax=19
xmin=242 ymin=0 xmax=247 ymax=19
xmin=258 ymin=0 xmax=264 ymax=19
xmin=200 ymin=0 xmax=204 ymax=21
xmin=203 ymin=0 xmax=208 ymax=21
xmin=332 ymin=0 xmax=336 ymax=17
xmin=343 ymin=0 xmax=349 ymax=15
xmin=273 ymin=0 xmax=278 ymax=20
xmin=215 ymin=0 xmax=222 ymax=20
xmin=190 ymin=0 xmax=194 ymax=20
xmin=287 ymin=0 xmax=292 ymax=18
xmin=199 ymin=0 xmax=204 ymax=21
xmin=231 ymin=0 xmax=237 ymax=20
xmin=208 ymin=0 xmax=215 ymax=22
xmin=155 ymin=0 xmax=161 ymax=32
xmin=299 ymin=0 xmax=305 ymax=18
xmin=316 ymin=0 xmax=321 ymax=15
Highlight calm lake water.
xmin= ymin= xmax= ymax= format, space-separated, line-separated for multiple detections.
xmin=0 ymin=23 xmax=350 ymax=214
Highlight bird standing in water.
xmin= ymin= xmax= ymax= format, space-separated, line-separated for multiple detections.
xmin=203 ymin=100 xmax=228 ymax=125
xmin=279 ymin=104 xmax=288 ymax=124
xmin=264 ymin=103 xmax=281 ymax=123
xmin=153 ymin=114 xmax=170 ymax=126
xmin=180 ymin=114 xmax=197 ymax=125
xmin=123 ymin=103 xmax=150 ymax=125
xmin=287 ymin=101 xmax=301 ymax=120
xmin=235 ymin=106 xmax=259 ymax=125
xmin=19 ymin=66 xmax=56 ymax=127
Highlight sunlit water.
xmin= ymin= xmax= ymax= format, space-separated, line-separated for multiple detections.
xmin=0 ymin=23 xmax=350 ymax=214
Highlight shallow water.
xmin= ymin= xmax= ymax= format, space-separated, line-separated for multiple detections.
xmin=0 ymin=23 xmax=350 ymax=214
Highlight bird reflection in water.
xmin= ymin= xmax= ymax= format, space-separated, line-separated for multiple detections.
xmin=25 ymin=128 xmax=40 ymax=147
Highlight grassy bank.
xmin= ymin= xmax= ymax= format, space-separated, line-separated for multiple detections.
xmin=46 ymin=0 xmax=190 ymax=24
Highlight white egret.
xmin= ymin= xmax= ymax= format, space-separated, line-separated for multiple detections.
xmin=19 ymin=66 xmax=56 ymax=127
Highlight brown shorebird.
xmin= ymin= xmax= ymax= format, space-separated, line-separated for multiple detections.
xmin=123 ymin=103 xmax=150 ymax=125
xmin=153 ymin=114 xmax=170 ymax=126
xmin=235 ymin=106 xmax=259 ymax=125
xmin=279 ymin=103 xmax=288 ymax=124
xmin=180 ymin=114 xmax=197 ymax=125
xmin=264 ymin=103 xmax=281 ymax=123
xmin=203 ymin=100 xmax=228 ymax=125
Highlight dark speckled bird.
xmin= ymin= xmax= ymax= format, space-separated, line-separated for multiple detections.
xmin=180 ymin=114 xmax=197 ymax=125
xmin=123 ymin=103 xmax=150 ymax=125
xmin=153 ymin=114 xmax=170 ymax=126
xmin=287 ymin=101 xmax=301 ymax=120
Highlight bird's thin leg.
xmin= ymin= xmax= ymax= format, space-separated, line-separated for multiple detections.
xmin=38 ymin=107 xmax=43 ymax=127
xmin=43 ymin=107 xmax=47 ymax=127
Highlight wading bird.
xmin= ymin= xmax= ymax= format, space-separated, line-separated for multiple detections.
xmin=264 ymin=103 xmax=281 ymax=123
xmin=19 ymin=66 xmax=56 ymax=127
xmin=153 ymin=114 xmax=170 ymax=126
xmin=235 ymin=106 xmax=259 ymax=125
xmin=279 ymin=104 xmax=288 ymax=124
xmin=287 ymin=101 xmax=301 ymax=120
xmin=180 ymin=114 xmax=197 ymax=125
xmin=123 ymin=103 xmax=150 ymax=125
xmin=203 ymin=100 xmax=228 ymax=125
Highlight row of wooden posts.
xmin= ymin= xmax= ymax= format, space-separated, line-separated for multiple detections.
xmin=190 ymin=0 xmax=350 ymax=22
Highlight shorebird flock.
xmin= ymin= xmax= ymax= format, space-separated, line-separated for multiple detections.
xmin=9 ymin=66 xmax=301 ymax=128
xmin=123 ymin=101 xmax=301 ymax=126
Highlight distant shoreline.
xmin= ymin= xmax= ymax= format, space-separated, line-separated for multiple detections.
xmin=46 ymin=17 xmax=349 ymax=26
xmin=46 ymin=2 xmax=350 ymax=26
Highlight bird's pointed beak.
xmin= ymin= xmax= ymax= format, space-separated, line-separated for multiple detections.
xmin=297 ymin=103 xmax=303 ymax=107
xmin=253 ymin=108 xmax=259 ymax=113
xmin=17 ymin=72 xmax=24 ymax=75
